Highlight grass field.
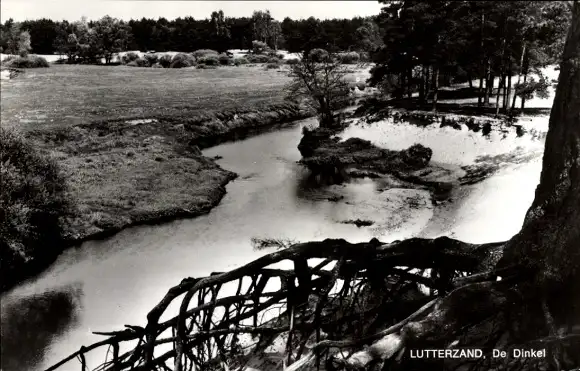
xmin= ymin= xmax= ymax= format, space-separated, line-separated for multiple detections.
xmin=1 ymin=64 xmax=297 ymax=131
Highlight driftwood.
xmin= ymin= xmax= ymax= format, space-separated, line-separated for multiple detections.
xmin=45 ymin=236 xmax=514 ymax=371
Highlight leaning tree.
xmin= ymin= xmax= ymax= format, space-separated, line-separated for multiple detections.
xmin=48 ymin=2 xmax=579 ymax=371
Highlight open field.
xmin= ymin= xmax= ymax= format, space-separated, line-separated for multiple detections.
xmin=0 ymin=64 xmax=296 ymax=131
xmin=1 ymin=63 xmax=371 ymax=131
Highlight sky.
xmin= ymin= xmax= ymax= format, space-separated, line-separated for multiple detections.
xmin=0 ymin=1 xmax=384 ymax=22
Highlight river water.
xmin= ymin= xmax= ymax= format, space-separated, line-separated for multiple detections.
xmin=0 ymin=115 xmax=545 ymax=371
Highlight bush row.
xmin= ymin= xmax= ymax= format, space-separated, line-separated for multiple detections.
xmin=120 ymin=50 xmax=369 ymax=69
xmin=120 ymin=50 xmax=297 ymax=69
xmin=1 ymin=55 xmax=50 ymax=68
xmin=122 ymin=50 xmax=233 ymax=69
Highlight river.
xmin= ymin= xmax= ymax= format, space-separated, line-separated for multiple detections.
xmin=0 ymin=115 xmax=545 ymax=371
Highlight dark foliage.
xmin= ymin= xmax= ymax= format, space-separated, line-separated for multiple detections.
xmin=1 ymin=14 xmax=381 ymax=57
xmin=0 ymin=128 xmax=71 ymax=291
xmin=169 ymin=52 xmax=196 ymax=68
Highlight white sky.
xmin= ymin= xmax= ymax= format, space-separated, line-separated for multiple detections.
xmin=1 ymin=1 xmax=383 ymax=22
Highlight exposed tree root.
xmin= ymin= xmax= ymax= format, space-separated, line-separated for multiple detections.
xmin=46 ymin=236 xmax=528 ymax=371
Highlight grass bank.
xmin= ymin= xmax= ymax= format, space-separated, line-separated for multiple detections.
xmin=35 ymin=101 xmax=314 ymax=243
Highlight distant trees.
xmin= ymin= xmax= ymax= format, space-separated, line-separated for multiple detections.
xmin=0 ymin=21 xmax=32 ymax=57
xmin=50 ymin=16 xmax=132 ymax=63
xmin=251 ymin=10 xmax=283 ymax=50
xmin=370 ymin=0 xmax=572 ymax=112
xmin=93 ymin=16 xmax=132 ymax=64
xmin=1 ymin=13 xmax=374 ymax=58
xmin=355 ymin=19 xmax=383 ymax=53
xmin=210 ymin=10 xmax=230 ymax=52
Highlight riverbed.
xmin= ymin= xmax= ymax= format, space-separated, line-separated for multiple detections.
xmin=0 ymin=113 xmax=546 ymax=371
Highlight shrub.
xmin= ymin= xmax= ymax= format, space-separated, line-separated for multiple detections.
xmin=0 ymin=128 xmax=71 ymax=290
xmin=197 ymin=54 xmax=219 ymax=66
xmin=151 ymin=63 xmax=163 ymax=68
xmin=338 ymin=51 xmax=360 ymax=64
xmin=126 ymin=57 xmax=150 ymax=67
xmin=286 ymin=58 xmax=300 ymax=65
xmin=2 ymin=55 xmax=49 ymax=68
xmin=170 ymin=53 xmax=196 ymax=68
xmin=251 ymin=40 xmax=270 ymax=55
xmin=143 ymin=53 xmax=159 ymax=65
xmin=266 ymin=63 xmax=280 ymax=69
xmin=234 ymin=57 xmax=248 ymax=66
xmin=192 ymin=49 xmax=218 ymax=59
xmin=121 ymin=52 xmax=140 ymax=64
xmin=218 ymin=53 xmax=233 ymax=65
xmin=247 ymin=54 xmax=270 ymax=64
xmin=308 ymin=48 xmax=330 ymax=62
xmin=158 ymin=54 xmax=172 ymax=68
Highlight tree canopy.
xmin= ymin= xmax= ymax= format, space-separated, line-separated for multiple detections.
xmin=369 ymin=1 xmax=572 ymax=111
xmin=0 ymin=12 xmax=380 ymax=58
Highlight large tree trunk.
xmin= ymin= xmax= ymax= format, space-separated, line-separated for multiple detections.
xmin=521 ymin=61 xmax=529 ymax=110
xmin=407 ymin=66 xmax=413 ymax=99
xmin=499 ymin=1 xmax=580 ymax=288
xmin=505 ymin=70 xmax=512 ymax=112
xmin=495 ymin=74 xmax=505 ymax=116
xmin=425 ymin=65 xmax=431 ymax=102
xmin=478 ymin=73 xmax=484 ymax=107
xmin=432 ymin=66 xmax=439 ymax=111
xmin=511 ymin=42 xmax=526 ymax=110
xmin=478 ymin=12 xmax=485 ymax=108
xmin=484 ymin=63 xmax=491 ymax=105
xmin=419 ymin=65 xmax=426 ymax=104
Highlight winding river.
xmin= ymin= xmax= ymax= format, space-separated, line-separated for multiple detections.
xmin=0 ymin=115 xmax=544 ymax=371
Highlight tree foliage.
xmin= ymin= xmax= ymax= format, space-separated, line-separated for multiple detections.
xmin=1 ymin=13 xmax=379 ymax=58
xmin=370 ymin=1 xmax=572 ymax=112
xmin=0 ymin=128 xmax=71 ymax=291
xmin=287 ymin=50 xmax=352 ymax=128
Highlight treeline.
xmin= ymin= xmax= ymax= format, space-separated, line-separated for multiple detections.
xmin=370 ymin=0 xmax=572 ymax=112
xmin=0 ymin=11 xmax=381 ymax=59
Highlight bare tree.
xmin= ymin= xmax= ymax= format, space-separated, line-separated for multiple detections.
xmin=287 ymin=49 xmax=352 ymax=129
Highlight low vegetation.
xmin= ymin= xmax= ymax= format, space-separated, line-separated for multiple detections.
xmin=0 ymin=128 xmax=70 ymax=291
xmin=0 ymin=64 xmax=297 ymax=130
xmin=1 ymin=54 xmax=49 ymax=68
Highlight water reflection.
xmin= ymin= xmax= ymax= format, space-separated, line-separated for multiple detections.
xmin=1 ymin=283 xmax=83 ymax=371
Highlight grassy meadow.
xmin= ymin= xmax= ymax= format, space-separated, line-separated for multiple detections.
xmin=1 ymin=64 xmax=295 ymax=131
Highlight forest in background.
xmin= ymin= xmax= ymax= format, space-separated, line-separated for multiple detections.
xmin=0 ymin=11 xmax=381 ymax=58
